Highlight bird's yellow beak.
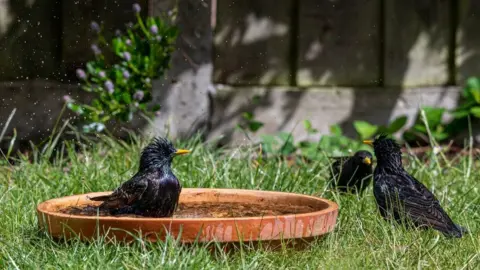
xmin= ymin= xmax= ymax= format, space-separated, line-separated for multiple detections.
xmin=175 ymin=149 xmax=191 ymax=155
xmin=363 ymin=139 xmax=373 ymax=146
xmin=363 ymin=157 xmax=372 ymax=165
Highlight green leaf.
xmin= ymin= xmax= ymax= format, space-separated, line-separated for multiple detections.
xmin=470 ymin=106 xmax=480 ymax=118
xmin=67 ymin=103 xmax=84 ymax=115
xmin=86 ymin=62 xmax=96 ymax=74
xmin=466 ymin=77 xmax=480 ymax=103
xmin=387 ymin=116 xmax=408 ymax=134
xmin=121 ymin=92 xmax=132 ymax=104
xmin=353 ymin=121 xmax=378 ymax=140
xmin=303 ymin=120 xmax=318 ymax=134
xmin=413 ymin=124 xmax=427 ymax=133
xmin=147 ymin=17 xmax=156 ymax=28
xmin=376 ymin=126 xmax=388 ymax=135
xmin=114 ymin=69 xmax=123 ymax=84
xmin=260 ymin=135 xmax=277 ymax=154
xmin=81 ymin=85 xmax=93 ymax=92
xmin=402 ymin=130 xmax=417 ymax=142
xmin=248 ymin=121 xmax=264 ymax=132
xmin=455 ymin=100 xmax=477 ymax=113
xmin=242 ymin=112 xmax=254 ymax=121
xmin=275 ymin=132 xmax=296 ymax=155
xmin=432 ymin=131 xmax=450 ymax=141
xmin=303 ymin=120 xmax=312 ymax=131
xmin=329 ymin=124 xmax=343 ymax=136
xmin=277 ymin=132 xmax=294 ymax=143
xmin=151 ymin=104 xmax=161 ymax=111
xmin=112 ymin=38 xmax=124 ymax=55
xmin=138 ymin=103 xmax=147 ymax=110
xmin=91 ymin=99 xmax=102 ymax=109
xmin=298 ymin=141 xmax=312 ymax=149
xmin=451 ymin=109 xmax=470 ymax=119
xmin=280 ymin=140 xmax=296 ymax=155
xmin=471 ymin=88 xmax=480 ymax=104
xmin=420 ymin=107 xmax=445 ymax=128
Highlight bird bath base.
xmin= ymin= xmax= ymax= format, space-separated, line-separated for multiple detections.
xmin=37 ymin=188 xmax=338 ymax=243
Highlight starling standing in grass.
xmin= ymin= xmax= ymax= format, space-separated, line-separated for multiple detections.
xmin=89 ymin=137 xmax=190 ymax=217
xmin=329 ymin=150 xmax=373 ymax=194
xmin=364 ymin=134 xmax=466 ymax=238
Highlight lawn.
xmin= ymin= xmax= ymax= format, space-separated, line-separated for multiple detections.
xmin=0 ymin=135 xmax=478 ymax=269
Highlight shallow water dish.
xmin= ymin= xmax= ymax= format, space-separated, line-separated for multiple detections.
xmin=37 ymin=188 xmax=338 ymax=243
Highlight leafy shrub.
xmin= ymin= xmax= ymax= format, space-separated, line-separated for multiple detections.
xmin=65 ymin=3 xmax=178 ymax=133
xmin=248 ymin=120 xmax=370 ymax=160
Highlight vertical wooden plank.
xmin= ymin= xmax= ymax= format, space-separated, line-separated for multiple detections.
xmin=456 ymin=0 xmax=480 ymax=83
xmin=385 ymin=0 xmax=451 ymax=87
xmin=213 ymin=0 xmax=292 ymax=85
xmin=150 ymin=0 xmax=176 ymax=15
xmin=62 ymin=0 xmax=148 ymax=78
xmin=297 ymin=0 xmax=380 ymax=86
xmin=0 ymin=0 xmax=61 ymax=80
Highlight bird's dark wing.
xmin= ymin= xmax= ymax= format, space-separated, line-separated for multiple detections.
xmin=388 ymin=172 xmax=460 ymax=236
xmin=89 ymin=173 xmax=148 ymax=208
xmin=329 ymin=156 xmax=349 ymax=176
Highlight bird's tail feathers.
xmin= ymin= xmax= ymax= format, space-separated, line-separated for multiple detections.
xmin=442 ymin=223 xmax=467 ymax=238
xmin=455 ymin=224 xmax=469 ymax=235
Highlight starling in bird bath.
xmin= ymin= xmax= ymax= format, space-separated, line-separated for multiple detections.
xmin=89 ymin=137 xmax=190 ymax=217
xmin=329 ymin=150 xmax=373 ymax=194
xmin=364 ymin=134 xmax=466 ymax=238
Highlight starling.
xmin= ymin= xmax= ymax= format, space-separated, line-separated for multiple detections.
xmin=329 ymin=150 xmax=373 ymax=194
xmin=89 ymin=137 xmax=190 ymax=217
xmin=364 ymin=134 xmax=465 ymax=238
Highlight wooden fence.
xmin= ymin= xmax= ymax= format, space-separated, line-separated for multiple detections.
xmin=1 ymin=0 xmax=479 ymax=87
xmin=0 ymin=0 xmax=148 ymax=81
xmin=213 ymin=0 xmax=480 ymax=88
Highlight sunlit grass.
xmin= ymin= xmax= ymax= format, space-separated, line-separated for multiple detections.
xmin=0 ymin=134 xmax=478 ymax=269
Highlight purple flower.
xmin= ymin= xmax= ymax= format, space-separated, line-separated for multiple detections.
xmin=98 ymin=71 xmax=106 ymax=78
xmin=90 ymin=21 xmax=100 ymax=33
xmin=122 ymin=70 xmax=130 ymax=79
xmin=125 ymin=39 xmax=132 ymax=46
xmin=91 ymin=44 xmax=101 ymax=55
xmin=63 ymin=95 xmax=72 ymax=103
xmin=115 ymin=29 xmax=122 ymax=37
xmin=126 ymin=22 xmax=134 ymax=29
xmin=150 ymin=25 xmax=158 ymax=35
xmin=76 ymin=69 xmax=86 ymax=80
xmin=123 ymin=52 xmax=131 ymax=61
xmin=132 ymin=3 xmax=141 ymax=13
xmin=133 ymin=90 xmax=144 ymax=101
xmin=104 ymin=80 xmax=114 ymax=94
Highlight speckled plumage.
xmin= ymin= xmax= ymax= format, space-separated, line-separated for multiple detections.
xmin=330 ymin=150 xmax=373 ymax=194
xmin=369 ymin=134 xmax=465 ymax=238
xmin=89 ymin=137 xmax=185 ymax=217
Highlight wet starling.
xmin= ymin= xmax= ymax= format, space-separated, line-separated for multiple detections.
xmin=329 ymin=150 xmax=373 ymax=194
xmin=364 ymin=134 xmax=466 ymax=238
xmin=89 ymin=137 xmax=190 ymax=217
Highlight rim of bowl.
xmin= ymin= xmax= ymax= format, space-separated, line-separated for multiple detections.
xmin=37 ymin=188 xmax=339 ymax=223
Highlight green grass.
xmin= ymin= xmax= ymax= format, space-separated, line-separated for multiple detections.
xmin=0 ymin=135 xmax=479 ymax=269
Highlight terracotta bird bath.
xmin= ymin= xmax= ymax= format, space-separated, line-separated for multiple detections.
xmin=37 ymin=188 xmax=338 ymax=244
